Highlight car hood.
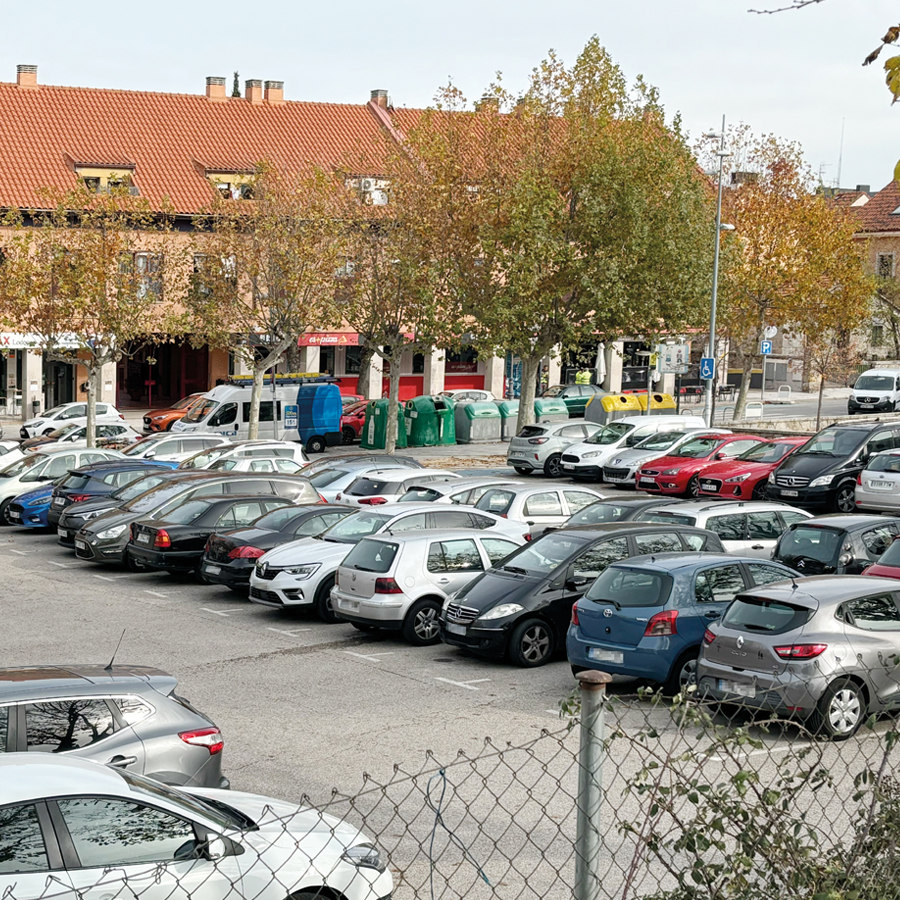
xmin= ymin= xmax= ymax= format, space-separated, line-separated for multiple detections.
xmin=22 ymin=418 xmax=47 ymax=429
xmin=643 ymin=454 xmax=711 ymax=472
xmin=65 ymin=496 xmax=122 ymax=515
xmin=259 ymin=536 xmax=353 ymax=566
xmin=14 ymin=486 xmax=53 ymax=504
xmin=451 ymin=568 xmax=545 ymax=613
xmin=606 ymin=448 xmax=664 ymax=466
xmin=79 ymin=509 xmax=138 ymax=535
xmin=698 ymin=459 xmax=774 ymax=479
xmin=774 ymin=453 xmax=851 ymax=478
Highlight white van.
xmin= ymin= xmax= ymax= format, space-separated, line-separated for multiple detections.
xmin=848 ymin=369 xmax=900 ymax=415
xmin=559 ymin=415 xmax=709 ymax=480
xmin=172 ymin=384 xmax=298 ymax=441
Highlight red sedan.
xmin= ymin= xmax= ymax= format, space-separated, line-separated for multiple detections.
xmin=862 ymin=536 xmax=900 ymax=579
xmin=696 ymin=436 xmax=808 ymax=501
xmin=341 ymin=399 xmax=369 ymax=444
xmin=636 ymin=433 xmax=767 ymax=498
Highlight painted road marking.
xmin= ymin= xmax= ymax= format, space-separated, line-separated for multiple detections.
xmin=92 ymin=574 xmax=129 ymax=582
xmin=143 ymin=590 xmax=170 ymax=599
xmin=9 ymin=549 xmax=28 ymax=555
xmin=201 ymin=607 xmax=231 ymax=617
xmin=342 ymin=651 xmax=395 ymax=663
xmin=268 ymin=627 xmax=312 ymax=636
xmin=435 ymin=677 xmax=490 ymax=691
xmin=47 ymin=561 xmax=71 ymax=568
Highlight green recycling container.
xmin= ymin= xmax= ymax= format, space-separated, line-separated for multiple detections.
xmin=405 ymin=395 xmax=456 ymax=447
xmin=361 ymin=399 xmax=408 ymax=450
xmin=455 ymin=400 xmax=502 ymax=444
xmin=533 ymin=398 xmax=569 ymax=424
xmin=497 ymin=400 xmax=520 ymax=442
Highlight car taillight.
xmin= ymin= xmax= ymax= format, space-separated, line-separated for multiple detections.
xmin=703 ymin=628 xmax=716 ymax=646
xmin=228 ymin=545 xmax=265 ymax=559
xmin=359 ymin=497 xmax=387 ymax=505
xmin=857 ymin=473 xmax=862 ymax=485
xmin=317 ymin=493 xmax=327 ymax=503
xmin=129 ymin=524 xmax=135 ymax=542
xmin=774 ymin=643 xmax=828 ymax=659
xmin=154 ymin=529 xmax=171 ymax=549
xmin=68 ymin=494 xmax=91 ymax=503
xmin=571 ymin=605 xmax=580 ymax=626
xmin=644 ymin=610 xmax=678 ymax=636
xmin=374 ymin=577 xmax=403 ymax=594
xmin=528 ymin=438 xmax=549 ymax=444
xmin=178 ymin=727 xmax=224 ymax=755
xmin=523 ymin=533 xmax=532 ymax=542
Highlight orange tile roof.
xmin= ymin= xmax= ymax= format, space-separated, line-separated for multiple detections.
xmin=853 ymin=181 xmax=900 ymax=233
xmin=0 ymin=80 xmax=398 ymax=214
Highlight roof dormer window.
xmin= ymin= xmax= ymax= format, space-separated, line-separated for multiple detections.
xmin=74 ymin=166 xmax=138 ymax=195
xmin=205 ymin=171 xmax=255 ymax=200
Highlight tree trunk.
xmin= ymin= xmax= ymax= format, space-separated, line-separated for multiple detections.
xmin=355 ymin=346 xmax=375 ymax=398
xmin=247 ymin=365 xmax=265 ymax=440
xmin=85 ymin=364 xmax=98 ymax=449
xmin=816 ymin=373 xmax=825 ymax=432
xmin=514 ymin=355 xmax=541 ymax=434
xmin=731 ymin=360 xmax=754 ymax=421
xmin=385 ymin=358 xmax=402 ymax=455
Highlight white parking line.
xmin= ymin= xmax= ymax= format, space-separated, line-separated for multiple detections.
xmin=201 ymin=608 xmax=231 ymax=617
xmin=9 ymin=549 xmax=28 ymax=555
xmin=342 ymin=651 xmax=395 ymax=663
xmin=143 ymin=591 xmax=170 ymax=599
xmin=47 ymin=561 xmax=71 ymax=568
xmin=92 ymin=574 xmax=128 ymax=582
xmin=435 ymin=677 xmax=491 ymax=691
xmin=267 ymin=627 xmax=312 ymax=636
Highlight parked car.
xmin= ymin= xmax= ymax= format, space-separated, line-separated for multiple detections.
xmin=766 ymin=421 xmax=899 ymax=513
xmin=142 ymin=392 xmax=204 ymax=432
xmin=562 ymin=497 xmax=684 ymax=528
xmin=20 ymin=401 xmax=125 ymax=439
xmin=21 ymin=422 xmax=142 ymax=451
xmin=0 ymin=440 xmax=26 ymax=467
xmin=602 ymin=429 xmax=731 ymax=487
xmin=341 ymin=392 xmax=366 ymax=408
xmin=696 ymin=437 xmax=808 ymax=500
xmin=398 ymin=476 xmax=523 ymax=506
xmin=861 ymin=532 xmax=900 ymax=579
xmin=122 ymin=432 xmax=231 ymax=463
xmin=635 ymin=500 xmax=811 ymax=558
xmin=178 ymin=440 xmax=309 ymax=470
xmin=202 ymin=504 xmax=355 ymax=592
xmin=560 ymin=415 xmax=708 ymax=480
xmin=854 ymin=448 xmax=900 ymax=513
xmin=507 ymin=422 xmax=601 ymax=477
xmin=337 ymin=469 xmax=460 ymax=506
xmin=439 ymin=388 xmax=496 ymax=402
xmin=300 ymin=454 xmax=424 ymax=481
xmin=128 ymin=495 xmax=296 ymax=576
xmin=474 ymin=484 xmax=606 ymax=534
xmin=697 ymin=575 xmax=900 ymax=738
xmin=6 ymin=484 xmax=54 ymax=528
xmin=847 ymin=367 xmax=900 ymax=415
xmin=0 ymin=664 xmax=227 ymax=786
xmin=439 ymin=523 xmax=726 ymax=667
xmin=73 ymin=472 xmax=320 ymax=568
xmin=540 ymin=383 xmax=603 ymax=418
xmin=0 ymin=755 xmax=392 ymax=900
xmin=206 ymin=456 xmax=306 ymax=475
xmin=772 ymin=514 xmax=900 ymax=575
xmin=567 ymin=553 xmax=798 ymax=692
xmin=249 ymin=504 xmax=530 ymax=621
xmin=636 ymin=434 xmax=767 ymax=498
xmin=341 ymin=399 xmax=369 ymax=444
xmin=332 ymin=529 xmax=526 ymax=645
xmin=0 ymin=446 xmax=123 ymax=523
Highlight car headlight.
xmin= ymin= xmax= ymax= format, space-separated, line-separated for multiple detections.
xmin=476 ymin=603 xmax=524 ymax=622
xmin=98 ymin=524 xmax=127 ymax=540
xmin=809 ymin=475 xmax=832 ymax=488
xmin=341 ymin=843 xmax=386 ymax=872
xmin=662 ymin=467 xmax=682 ymax=476
xmin=283 ymin=563 xmax=321 ymax=578
xmin=80 ymin=509 xmax=106 ymax=521
xmin=724 ymin=473 xmax=750 ymax=483
xmin=768 ymin=472 xmax=776 ymax=483
xmin=582 ymin=451 xmax=603 ymax=459
xmin=24 ymin=497 xmax=47 ymax=507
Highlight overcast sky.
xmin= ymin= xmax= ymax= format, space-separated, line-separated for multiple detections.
xmin=2 ymin=0 xmax=895 ymax=190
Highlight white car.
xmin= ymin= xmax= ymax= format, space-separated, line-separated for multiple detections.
xmin=308 ymin=464 xmax=420 ymax=503
xmin=439 ymin=388 xmax=496 ymax=402
xmin=20 ymin=401 xmax=124 ymax=439
xmin=474 ymin=484 xmax=605 ymax=534
xmin=0 ymin=445 xmax=123 ymax=520
xmin=0 ymin=755 xmax=392 ymax=900
xmin=332 ymin=529 xmax=525 ymax=644
xmin=122 ymin=432 xmax=231 ymax=463
xmin=249 ymin=503 xmax=530 ymax=621
xmin=207 ymin=456 xmax=307 ymax=475
xmin=25 ymin=422 xmax=142 ymax=450
xmin=179 ymin=440 xmax=308 ymax=470
xmin=336 ymin=468 xmax=460 ymax=505
xmin=0 ymin=440 xmax=26 ymax=468
xmin=397 ymin=476 xmax=524 ymax=505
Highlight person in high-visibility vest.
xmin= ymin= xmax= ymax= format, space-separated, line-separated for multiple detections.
xmin=575 ymin=369 xmax=592 ymax=385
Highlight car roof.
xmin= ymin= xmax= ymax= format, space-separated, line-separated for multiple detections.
xmin=358 ymin=468 xmax=457 ymax=482
xmin=735 ymin=574 xmax=900 ymax=608
xmin=482 ymin=484 xmax=597 ymax=496
xmin=376 ymin=501 xmax=483 ymax=516
xmin=0 ymin=665 xmax=174 ymax=702
xmin=357 ymin=528 xmax=512 ymax=544
xmin=557 ymin=522 xmax=716 ymax=537
xmin=607 ymin=552 xmax=793 ymax=573
xmin=33 ymin=445 xmax=119 ymax=457
xmin=0 ymin=754 xmax=133 ymax=804
xmin=790 ymin=514 xmax=900 ymax=531
xmin=647 ymin=500 xmax=801 ymax=515
xmin=820 ymin=421 xmax=889 ymax=432
xmin=580 ymin=497 xmax=681 ymax=509
xmin=72 ymin=461 xmax=173 ymax=475
xmin=409 ymin=477 xmax=523 ymax=492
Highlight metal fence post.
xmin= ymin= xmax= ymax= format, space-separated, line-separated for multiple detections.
xmin=574 ymin=669 xmax=613 ymax=900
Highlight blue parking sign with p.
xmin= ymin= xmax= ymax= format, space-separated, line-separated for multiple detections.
xmin=700 ymin=357 xmax=715 ymax=380
xmin=760 ymin=340 xmax=773 ymax=355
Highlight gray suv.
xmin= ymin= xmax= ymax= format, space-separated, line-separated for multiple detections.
xmin=0 ymin=665 xmax=227 ymax=786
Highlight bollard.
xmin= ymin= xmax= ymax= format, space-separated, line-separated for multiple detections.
xmin=574 ymin=669 xmax=613 ymax=900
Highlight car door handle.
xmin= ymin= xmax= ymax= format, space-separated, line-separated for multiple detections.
xmin=751 ymin=545 xmax=765 ymax=550
xmin=107 ymin=755 xmax=137 ymax=768
xmin=705 ymin=611 xmax=721 ymax=619
xmin=437 ymin=578 xmax=450 ymax=584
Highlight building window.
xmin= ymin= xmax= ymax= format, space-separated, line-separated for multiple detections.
xmin=345 ymin=347 xmax=362 ymax=374
xmin=119 ymin=253 xmax=162 ymax=301
xmin=873 ymin=324 xmax=885 ymax=346
xmin=76 ymin=167 xmax=138 ymax=195
xmin=413 ymin=353 xmax=425 ymax=374
xmin=205 ymin=171 xmax=254 ymax=201
xmin=878 ymin=253 xmax=895 ymax=279
xmin=319 ymin=347 xmax=335 ymax=376
xmin=445 ymin=347 xmax=478 ymax=374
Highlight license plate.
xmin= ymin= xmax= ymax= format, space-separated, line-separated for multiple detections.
xmin=780 ymin=489 xmax=798 ymax=497
xmin=204 ymin=564 xmax=221 ymax=576
xmin=446 ymin=622 xmax=466 ymax=635
xmin=8 ymin=511 xmax=19 ymax=520
xmin=700 ymin=482 xmax=718 ymax=492
xmin=718 ymin=679 xmax=755 ymax=698
xmin=57 ymin=528 xmax=68 ymax=538
xmin=588 ymin=648 xmax=623 ymax=664
xmin=639 ymin=477 xmax=655 ymax=486
xmin=342 ymin=599 xmax=359 ymax=611
xmin=861 ymin=403 xmax=874 ymax=408
xmin=74 ymin=540 xmax=86 ymax=550
xmin=868 ymin=480 xmax=893 ymax=490
xmin=136 ymin=533 xmax=150 ymax=544
xmin=562 ymin=464 xmax=576 ymax=471
xmin=52 ymin=497 xmax=64 ymax=507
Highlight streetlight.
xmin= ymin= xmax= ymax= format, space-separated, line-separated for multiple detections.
xmin=703 ymin=117 xmax=733 ymax=428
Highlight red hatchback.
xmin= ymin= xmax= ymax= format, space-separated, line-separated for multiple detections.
xmin=341 ymin=399 xmax=369 ymax=444
xmin=696 ymin=436 xmax=808 ymax=501
xmin=636 ymin=433 xmax=767 ymax=498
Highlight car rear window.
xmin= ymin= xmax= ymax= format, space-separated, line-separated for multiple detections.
xmin=865 ymin=454 xmax=900 ymax=474
xmin=777 ymin=526 xmax=842 ymax=565
xmin=348 ymin=478 xmax=390 ymax=496
xmin=58 ymin=473 xmax=93 ymax=491
xmin=583 ymin=566 xmax=673 ymax=607
xmin=475 ymin=489 xmax=515 ymax=515
xmin=399 ymin=487 xmax=442 ymax=502
xmin=518 ymin=426 xmax=547 ymax=439
xmin=639 ymin=511 xmax=696 ymax=527
xmin=721 ymin=595 xmax=812 ymax=635
xmin=569 ymin=503 xmax=629 ymax=525
xmin=343 ymin=538 xmax=399 ymax=573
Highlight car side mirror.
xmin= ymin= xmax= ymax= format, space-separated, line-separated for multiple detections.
xmin=714 ymin=452 xmax=726 ymax=460
xmin=566 ymin=576 xmax=589 ymax=592
xmin=144 ymin=450 xmax=156 ymax=459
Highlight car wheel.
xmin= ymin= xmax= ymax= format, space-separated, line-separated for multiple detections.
xmin=166 ymin=420 xmax=176 ymax=431
xmin=751 ymin=481 xmax=767 ymax=500
xmin=341 ymin=426 xmax=356 ymax=445
xmin=685 ymin=475 xmax=700 ymax=499
xmin=306 ymin=436 xmax=326 ymax=454
xmin=509 ymin=618 xmax=554 ymax=667
xmin=808 ymin=678 xmax=867 ymax=740
xmin=514 ymin=466 xmax=531 ymax=476
xmin=833 ymin=482 xmax=856 ymax=513
xmin=313 ymin=576 xmax=339 ymax=623
xmin=402 ymin=598 xmax=442 ymax=646
xmin=42 ymin=427 xmax=55 ymax=436
xmin=543 ymin=453 xmax=564 ymax=478
xmin=663 ymin=650 xmax=699 ymax=696
xmin=0 ymin=498 xmax=13 ymax=527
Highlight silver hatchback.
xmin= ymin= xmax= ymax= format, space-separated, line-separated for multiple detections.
xmin=507 ymin=422 xmax=600 ymax=477
xmin=855 ymin=449 xmax=900 ymax=513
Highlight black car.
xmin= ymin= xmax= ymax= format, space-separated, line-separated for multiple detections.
xmin=773 ymin=514 xmax=900 ymax=575
xmin=201 ymin=503 xmax=355 ymax=592
xmin=766 ymin=422 xmax=900 ymax=512
xmin=49 ymin=460 xmax=172 ymax=529
xmin=440 ymin=523 xmax=726 ymax=667
xmin=128 ymin=495 xmax=295 ymax=575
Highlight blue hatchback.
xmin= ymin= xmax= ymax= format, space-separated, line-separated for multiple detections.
xmin=566 ymin=553 xmax=798 ymax=693
xmin=6 ymin=485 xmax=54 ymax=529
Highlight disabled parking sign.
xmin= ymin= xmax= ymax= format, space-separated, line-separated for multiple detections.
xmin=699 ymin=357 xmax=715 ymax=380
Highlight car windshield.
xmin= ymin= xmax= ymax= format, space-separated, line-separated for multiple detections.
xmin=180 ymin=447 xmax=231 ymax=469
xmin=343 ymin=538 xmax=399 ymax=573
xmin=495 ymin=532 xmax=588 ymax=576
xmin=722 ymin=595 xmax=811 ymax=634
xmin=583 ymin=566 xmax=672 ymax=607
xmin=633 ymin=432 xmax=686 ymax=451
xmin=174 ymin=395 xmax=200 ymax=410
xmin=182 ymin=398 xmax=218 ymax=424
xmin=0 ymin=454 xmax=44 ymax=477
xmin=308 ymin=468 xmax=351 ymax=488
xmin=40 ymin=405 xmax=68 ymax=419
xmin=320 ymin=511 xmax=392 ymax=543
xmin=585 ymin=422 xmax=633 ymax=445
xmin=671 ymin=437 xmax=722 ymax=458
xmin=778 ymin=526 xmax=842 ymax=565
xmin=350 ymin=478 xmax=393 ymax=496
xmin=542 ymin=385 xmax=564 ymax=397
xmin=161 ymin=499 xmax=212 ymax=525
xmin=865 ymin=454 xmax=900 ymax=474
xmin=111 ymin=473 xmax=171 ymax=501
xmin=252 ymin=507 xmax=307 ymax=531
xmin=796 ymin=427 xmax=864 ymax=457
xmin=122 ymin=438 xmax=164 ymax=457
xmin=49 ymin=424 xmax=82 ymax=439
xmin=855 ymin=375 xmax=896 ymax=391
xmin=126 ymin=482 xmax=200 ymax=514
xmin=736 ymin=441 xmax=796 ymax=463
xmin=569 ymin=502 xmax=634 ymax=525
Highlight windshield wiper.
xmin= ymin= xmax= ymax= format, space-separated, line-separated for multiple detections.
xmin=352 ymin=565 xmax=377 ymax=572
xmin=740 ymin=623 xmax=773 ymax=633
xmin=501 ymin=565 xmax=529 ymax=575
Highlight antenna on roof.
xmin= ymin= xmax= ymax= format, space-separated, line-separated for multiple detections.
xmin=790 ymin=578 xmax=798 ymax=591
xmin=104 ymin=628 xmax=126 ymax=672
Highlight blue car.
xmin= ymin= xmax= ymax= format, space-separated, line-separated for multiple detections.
xmin=566 ymin=553 xmax=798 ymax=693
xmin=7 ymin=485 xmax=54 ymax=529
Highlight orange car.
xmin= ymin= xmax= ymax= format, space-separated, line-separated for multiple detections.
xmin=142 ymin=393 xmax=203 ymax=433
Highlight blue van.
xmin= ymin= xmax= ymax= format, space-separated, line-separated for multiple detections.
xmin=294 ymin=382 xmax=342 ymax=453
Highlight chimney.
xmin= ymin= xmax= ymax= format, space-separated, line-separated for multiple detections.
xmin=264 ymin=80 xmax=284 ymax=105
xmin=478 ymin=94 xmax=500 ymax=112
xmin=16 ymin=64 xmax=38 ymax=89
xmin=205 ymin=76 xmax=227 ymax=101
xmin=370 ymin=89 xmax=388 ymax=109
xmin=245 ymin=79 xmax=263 ymax=104
xmin=856 ymin=184 xmax=871 ymax=193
